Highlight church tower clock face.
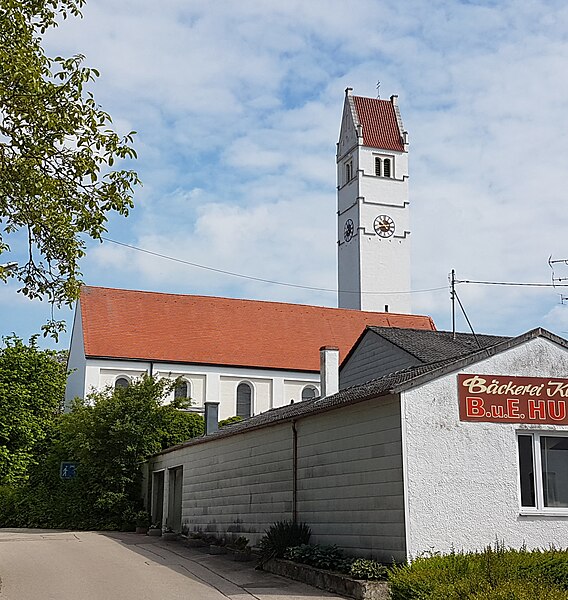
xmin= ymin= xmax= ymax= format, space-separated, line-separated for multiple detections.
xmin=373 ymin=215 xmax=395 ymax=238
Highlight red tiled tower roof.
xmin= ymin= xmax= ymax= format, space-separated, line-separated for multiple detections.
xmin=79 ymin=287 xmax=435 ymax=372
xmin=352 ymin=96 xmax=405 ymax=152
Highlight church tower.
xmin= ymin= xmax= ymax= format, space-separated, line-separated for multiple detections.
xmin=337 ymin=88 xmax=411 ymax=314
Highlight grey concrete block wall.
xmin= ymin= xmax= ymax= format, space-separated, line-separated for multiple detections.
xmin=151 ymin=423 xmax=294 ymax=543
xmin=296 ymin=396 xmax=405 ymax=562
xmin=149 ymin=395 xmax=406 ymax=560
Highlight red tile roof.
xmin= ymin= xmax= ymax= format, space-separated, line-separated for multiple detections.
xmin=352 ymin=96 xmax=405 ymax=152
xmin=79 ymin=287 xmax=435 ymax=372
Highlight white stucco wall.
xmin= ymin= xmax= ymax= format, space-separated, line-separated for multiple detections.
xmin=68 ymin=357 xmax=320 ymax=419
xmin=402 ymin=338 xmax=568 ymax=558
xmin=337 ymin=104 xmax=411 ymax=314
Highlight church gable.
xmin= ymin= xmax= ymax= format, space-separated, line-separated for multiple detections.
xmin=337 ymin=89 xmax=359 ymax=158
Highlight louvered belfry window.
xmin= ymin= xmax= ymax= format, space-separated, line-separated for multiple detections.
xmin=375 ymin=157 xmax=381 ymax=176
xmin=383 ymin=158 xmax=391 ymax=178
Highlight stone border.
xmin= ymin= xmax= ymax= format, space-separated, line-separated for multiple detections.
xmin=262 ymin=558 xmax=389 ymax=600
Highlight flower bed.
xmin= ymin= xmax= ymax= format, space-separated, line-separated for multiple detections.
xmin=262 ymin=557 xmax=389 ymax=600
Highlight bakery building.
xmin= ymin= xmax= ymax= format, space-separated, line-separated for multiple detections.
xmin=147 ymin=327 xmax=568 ymax=561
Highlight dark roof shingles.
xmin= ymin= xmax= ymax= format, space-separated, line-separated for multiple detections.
xmin=368 ymin=327 xmax=510 ymax=364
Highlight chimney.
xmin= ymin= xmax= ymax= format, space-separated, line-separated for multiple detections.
xmin=204 ymin=402 xmax=219 ymax=435
xmin=320 ymin=346 xmax=339 ymax=398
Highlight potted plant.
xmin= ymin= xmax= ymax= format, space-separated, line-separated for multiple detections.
xmin=186 ymin=531 xmax=208 ymax=548
xmin=135 ymin=511 xmax=151 ymax=535
xmin=208 ymin=536 xmax=227 ymax=555
xmin=148 ymin=522 xmax=162 ymax=537
xmin=227 ymin=536 xmax=252 ymax=562
xmin=163 ymin=525 xmax=177 ymax=541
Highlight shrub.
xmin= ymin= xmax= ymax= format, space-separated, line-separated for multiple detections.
xmin=227 ymin=536 xmax=249 ymax=551
xmin=258 ymin=520 xmax=311 ymax=561
xmin=218 ymin=416 xmax=243 ymax=428
xmin=350 ymin=558 xmax=388 ymax=581
xmin=387 ymin=544 xmax=568 ymax=600
xmin=284 ymin=544 xmax=353 ymax=573
xmin=0 ymin=375 xmax=205 ymax=530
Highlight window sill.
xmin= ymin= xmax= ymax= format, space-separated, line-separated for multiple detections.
xmin=519 ymin=510 xmax=568 ymax=518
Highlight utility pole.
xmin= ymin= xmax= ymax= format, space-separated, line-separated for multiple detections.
xmin=449 ymin=269 xmax=456 ymax=338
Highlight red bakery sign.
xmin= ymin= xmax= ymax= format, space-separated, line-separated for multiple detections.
xmin=458 ymin=374 xmax=568 ymax=425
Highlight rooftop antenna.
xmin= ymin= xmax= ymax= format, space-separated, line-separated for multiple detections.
xmin=376 ymin=80 xmax=381 ymax=99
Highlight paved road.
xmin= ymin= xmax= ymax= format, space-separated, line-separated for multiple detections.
xmin=0 ymin=529 xmax=346 ymax=600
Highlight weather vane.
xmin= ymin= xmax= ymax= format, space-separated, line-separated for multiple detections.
xmin=376 ymin=80 xmax=381 ymax=99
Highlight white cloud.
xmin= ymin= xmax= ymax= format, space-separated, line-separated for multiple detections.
xmin=6 ymin=0 xmax=568 ymax=346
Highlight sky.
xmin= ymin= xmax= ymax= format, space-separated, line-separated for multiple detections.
xmin=2 ymin=0 xmax=568 ymax=350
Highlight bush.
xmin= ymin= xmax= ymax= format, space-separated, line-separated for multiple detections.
xmin=218 ymin=416 xmax=243 ymax=428
xmin=388 ymin=544 xmax=568 ymax=600
xmin=0 ymin=375 xmax=205 ymax=530
xmin=350 ymin=558 xmax=388 ymax=581
xmin=284 ymin=544 xmax=353 ymax=573
xmin=258 ymin=520 xmax=311 ymax=562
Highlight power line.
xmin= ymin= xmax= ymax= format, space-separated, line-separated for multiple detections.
xmin=456 ymin=279 xmax=568 ymax=288
xmin=100 ymin=237 xmax=447 ymax=296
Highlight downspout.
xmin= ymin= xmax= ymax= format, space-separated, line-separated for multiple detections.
xmin=149 ymin=362 xmax=154 ymax=377
xmin=292 ymin=420 xmax=298 ymax=524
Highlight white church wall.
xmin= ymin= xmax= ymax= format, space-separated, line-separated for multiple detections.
xmin=65 ymin=305 xmax=87 ymax=405
xmin=75 ymin=358 xmax=320 ymax=418
xmin=219 ymin=376 xmax=273 ymax=418
xmin=402 ymin=338 xmax=568 ymax=558
xmin=359 ymin=173 xmax=407 ymax=207
xmin=359 ymin=234 xmax=411 ymax=314
xmin=337 ymin=94 xmax=411 ymax=315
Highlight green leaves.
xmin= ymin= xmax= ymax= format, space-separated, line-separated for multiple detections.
xmin=0 ymin=374 xmax=204 ymax=530
xmin=0 ymin=335 xmax=67 ymax=485
xmin=0 ymin=0 xmax=139 ymax=334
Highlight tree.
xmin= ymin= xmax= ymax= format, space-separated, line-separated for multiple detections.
xmin=1 ymin=375 xmax=204 ymax=529
xmin=0 ymin=335 xmax=66 ymax=485
xmin=0 ymin=0 xmax=139 ymax=336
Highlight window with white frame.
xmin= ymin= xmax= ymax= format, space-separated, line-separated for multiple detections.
xmin=236 ymin=382 xmax=252 ymax=419
xmin=518 ymin=432 xmax=568 ymax=510
xmin=374 ymin=155 xmax=393 ymax=178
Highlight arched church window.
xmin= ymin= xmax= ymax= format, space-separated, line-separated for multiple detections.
xmin=375 ymin=157 xmax=381 ymax=176
xmin=174 ymin=379 xmax=191 ymax=400
xmin=345 ymin=162 xmax=352 ymax=183
xmin=115 ymin=376 xmax=130 ymax=389
xmin=301 ymin=386 xmax=318 ymax=401
xmin=236 ymin=383 xmax=252 ymax=419
xmin=383 ymin=158 xmax=391 ymax=178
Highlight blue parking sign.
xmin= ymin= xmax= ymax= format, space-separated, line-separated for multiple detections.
xmin=60 ymin=462 xmax=78 ymax=479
